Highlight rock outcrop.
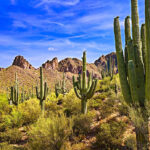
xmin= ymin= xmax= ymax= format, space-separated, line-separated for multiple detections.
xmin=42 ymin=57 xmax=58 ymax=70
xmin=12 ymin=56 xmax=34 ymax=69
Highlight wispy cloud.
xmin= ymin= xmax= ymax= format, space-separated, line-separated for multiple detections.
xmin=35 ymin=0 xmax=80 ymax=7
xmin=10 ymin=0 xmax=16 ymax=5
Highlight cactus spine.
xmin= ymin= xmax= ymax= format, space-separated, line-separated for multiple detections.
xmin=36 ymin=67 xmax=48 ymax=115
xmin=73 ymin=51 xmax=97 ymax=114
xmin=114 ymin=0 xmax=150 ymax=149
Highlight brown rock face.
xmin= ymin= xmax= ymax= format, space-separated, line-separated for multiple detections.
xmin=58 ymin=58 xmax=101 ymax=79
xmin=94 ymin=52 xmax=117 ymax=72
xmin=12 ymin=56 xmax=34 ymax=69
xmin=42 ymin=57 xmax=58 ymax=70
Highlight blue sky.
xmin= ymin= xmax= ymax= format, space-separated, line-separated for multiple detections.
xmin=0 ymin=0 xmax=145 ymax=68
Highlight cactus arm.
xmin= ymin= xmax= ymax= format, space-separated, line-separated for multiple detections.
xmin=43 ymin=82 xmax=48 ymax=100
xmin=131 ymin=0 xmax=140 ymax=46
xmin=114 ymin=17 xmax=132 ymax=104
xmin=131 ymin=0 xmax=145 ymax=103
xmin=141 ymin=24 xmax=146 ymax=70
xmin=86 ymin=80 xmax=97 ymax=99
xmin=128 ymin=60 xmax=139 ymax=103
xmin=36 ymin=86 xmax=40 ymax=99
xmin=145 ymin=0 xmax=150 ymax=101
xmin=74 ymin=86 xmax=82 ymax=99
xmin=88 ymin=73 xmax=92 ymax=90
xmin=125 ymin=16 xmax=131 ymax=43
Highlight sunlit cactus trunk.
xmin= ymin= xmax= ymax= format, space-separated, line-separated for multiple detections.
xmin=114 ymin=0 xmax=150 ymax=149
xmin=73 ymin=51 xmax=97 ymax=114
xmin=36 ymin=67 xmax=48 ymax=116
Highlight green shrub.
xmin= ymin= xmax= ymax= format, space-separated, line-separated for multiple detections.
xmin=18 ymin=99 xmax=41 ymax=125
xmin=73 ymin=111 xmax=95 ymax=136
xmin=124 ymin=135 xmax=136 ymax=150
xmin=28 ymin=114 xmax=72 ymax=150
xmin=63 ymin=90 xmax=81 ymax=116
xmin=0 ymin=128 xmax=22 ymax=144
xmin=100 ymin=99 xmax=117 ymax=119
xmin=95 ymin=120 xmax=127 ymax=149
xmin=0 ymin=142 xmax=15 ymax=150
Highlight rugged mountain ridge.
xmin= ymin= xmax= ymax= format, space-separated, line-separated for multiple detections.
xmin=0 ymin=52 xmax=117 ymax=91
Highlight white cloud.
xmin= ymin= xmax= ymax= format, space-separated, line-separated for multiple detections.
xmin=48 ymin=47 xmax=56 ymax=51
xmin=35 ymin=0 xmax=80 ymax=7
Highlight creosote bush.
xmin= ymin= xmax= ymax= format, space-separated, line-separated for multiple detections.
xmin=28 ymin=114 xmax=73 ymax=150
xmin=95 ymin=120 xmax=127 ymax=149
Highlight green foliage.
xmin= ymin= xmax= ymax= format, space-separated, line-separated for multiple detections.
xmin=62 ymin=89 xmax=81 ymax=116
xmin=95 ymin=121 xmax=127 ymax=149
xmin=0 ymin=128 xmax=22 ymax=144
xmin=28 ymin=115 xmax=72 ymax=150
xmin=124 ymin=135 xmax=136 ymax=150
xmin=73 ymin=111 xmax=95 ymax=136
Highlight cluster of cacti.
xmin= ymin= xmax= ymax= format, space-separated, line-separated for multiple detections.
xmin=73 ymin=51 xmax=97 ymax=114
xmin=55 ymin=72 xmax=67 ymax=97
xmin=8 ymin=74 xmax=32 ymax=105
xmin=114 ymin=0 xmax=150 ymax=149
xmin=101 ymin=56 xmax=114 ymax=80
xmin=8 ymin=73 xmax=19 ymax=106
xmin=36 ymin=67 xmax=48 ymax=115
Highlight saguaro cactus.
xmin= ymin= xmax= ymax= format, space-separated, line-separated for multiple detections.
xmin=55 ymin=72 xmax=67 ymax=97
xmin=36 ymin=67 xmax=48 ymax=115
xmin=114 ymin=0 xmax=150 ymax=149
xmin=73 ymin=51 xmax=97 ymax=114
xmin=8 ymin=73 xmax=19 ymax=106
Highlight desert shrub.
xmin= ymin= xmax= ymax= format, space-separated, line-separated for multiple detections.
xmin=45 ymin=100 xmax=63 ymax=116
xmin=88 ymin=98 xmax=102 ymax=110
xmin=0 ymin=99 xmax=41 ymax=130
xmin=0 ymin=128 xmax=22 ymax=144
xmin=124 ymin=135 xmax=136 ymax=150
xmin=28 ymin=114 xmax=72 ymax=150
xmin=73 ymin=111 xmax=95 ymax=136
xmin=4 ymin=108 xmax=23 ymax=128
xmin=95 ymin=120 xmax=127 ymax=149
xmin=118 ymin=103 xmax=129 ymax=116
xmin=18 ymin=99 xmax=41 ymax=125
xmin=63 ymin=89 xmax=81 ymax=116
xmin=100 ymin=98 xmax=117 ymax=119
xmin=0 ymin=143 xmax=15 ymax=150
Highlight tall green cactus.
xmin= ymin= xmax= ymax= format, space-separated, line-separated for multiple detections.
xmin=114 ymin=0 xmax=150 ymax=149
xmin=8 ymin=73 xmax=19 ymax=106
xmin=55 ymin=72 xmax=67 ymax=97
xmin=36 ymin=67 xmax=48 ymax=115
xmin=73 ymin=51 xmax=97 ymax=114
xmin=107 ymin=56 xmax=114 ymax=80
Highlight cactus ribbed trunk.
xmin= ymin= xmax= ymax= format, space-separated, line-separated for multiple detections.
xmin=114 ymin=0 xmax=150 ymax=149
xmin=81 ymin=99 xmax=87 ymax=114
xmin=36 ymin=67 xmax=48 ymax=116
xmin=145 ymin=0 xmax=150 ymax=101
xmin=73 ymin=51 xmax=97 ymax=114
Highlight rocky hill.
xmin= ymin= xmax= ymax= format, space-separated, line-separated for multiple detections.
xmin=0 ymin=52 xmax=117 ymax=92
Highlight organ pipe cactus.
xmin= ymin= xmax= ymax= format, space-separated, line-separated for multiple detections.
xmin=114 ymin=0 xmax=150 ymax=149
xmin=36 ymin=67 xmax=48 ymax=115
xmin=73 ymin=51 xmax=97 ymax=114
